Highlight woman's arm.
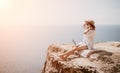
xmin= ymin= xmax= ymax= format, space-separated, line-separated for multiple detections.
xmin=84 ymin=28 xmax=91 ymax=34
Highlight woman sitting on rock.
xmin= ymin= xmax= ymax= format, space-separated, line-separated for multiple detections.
xmin=59 ymin=20 xmax=96 ymax=60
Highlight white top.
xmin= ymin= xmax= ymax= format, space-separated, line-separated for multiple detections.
xmin=76 ymin=30 xmax=96 ymax=57
xmin=82 ymin=30 xmax=95 ymax=50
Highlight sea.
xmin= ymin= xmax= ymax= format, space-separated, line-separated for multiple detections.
xmin=0 ymin=24 xmax=120 ymax=73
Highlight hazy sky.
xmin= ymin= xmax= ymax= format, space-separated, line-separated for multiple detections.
xmin=0 ymin=1 xmax=120 ymax=72
xmin=0 ymin=0 xmax=120 ymax=25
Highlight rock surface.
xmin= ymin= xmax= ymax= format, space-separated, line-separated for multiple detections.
xmin=42 ymin=42 xmax=120 ymax=73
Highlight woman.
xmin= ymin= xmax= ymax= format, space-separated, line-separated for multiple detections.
xmin=59 ymin=20 xmax=96 ymax=60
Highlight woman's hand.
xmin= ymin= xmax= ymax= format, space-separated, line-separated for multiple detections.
xmin=84 ymin=27 xmax=91 ymax=34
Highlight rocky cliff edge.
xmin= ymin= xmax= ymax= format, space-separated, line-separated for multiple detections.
xmin=42 ymin=42 xmax=120 ymax=73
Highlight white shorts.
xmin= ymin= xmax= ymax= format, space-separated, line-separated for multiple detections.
xmin=76 ymin=42 xmax=91 ymax=57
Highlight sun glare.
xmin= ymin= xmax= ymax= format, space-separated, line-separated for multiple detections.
xmin=0 ymin=0 xmax=11 ymax=12
xmin=0 ymin=0 xmax=6 ymax=9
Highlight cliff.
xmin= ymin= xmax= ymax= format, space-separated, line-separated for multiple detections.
xmin=42 ymin=42 xmax=120 ymax=73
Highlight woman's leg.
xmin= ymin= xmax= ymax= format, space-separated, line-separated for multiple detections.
xmin=87 ymin=50 xmax=94 ymax=58
xmin=87 ymin=50 xmax=105 ymax=57
xmin=59 ymin=44 xmax=87 ymax=60
xmin=59 ymin=46 xmax=78 ymax=60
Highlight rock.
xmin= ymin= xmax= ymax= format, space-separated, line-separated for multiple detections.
xmin=42 ymin=42 xmax=120 ymax=73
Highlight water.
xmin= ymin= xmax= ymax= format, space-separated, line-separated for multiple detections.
xmin=0 ymin=24 xmax=120 ymax=73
